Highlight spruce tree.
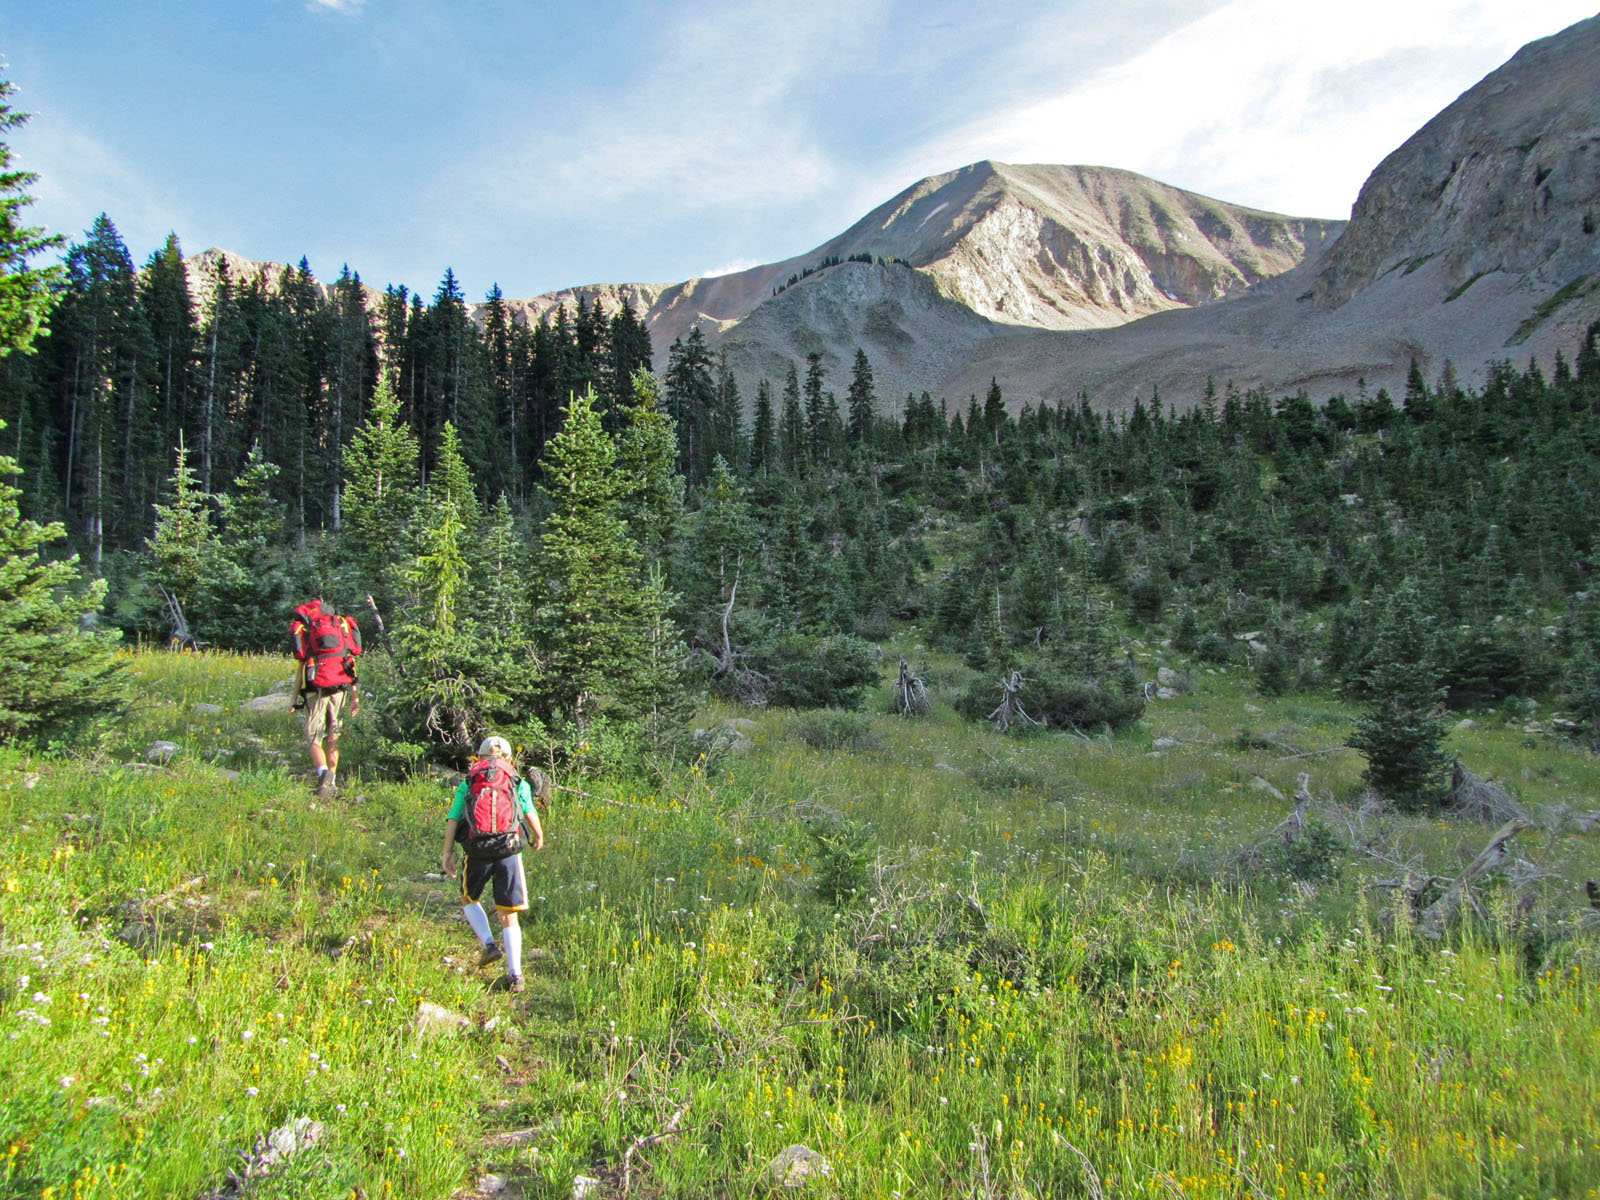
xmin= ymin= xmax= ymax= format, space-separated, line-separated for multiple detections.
xmin=342 ymin=373 xmax=420 ymax=609
xmin=846 ymin=348 xmax=876 ymax=447
xmin=615 ymin=368 xmax=684 ymax=574
xmin=749 ymin=378 xmax=775 ymax=475
xmin=145 ymin=434 xmax=216 ymax=619
xmin=0 ymin=79 xmax=63 ymax=358
xmin=1346 ymin=580 xmax=1451 ymax=810
xmin=778 ymin=363 xmax=805 ymax=475
xmin=203 ymin=443 xmax=290 ymax=650
xmin=0 ymin=426 xmax=126 ymax=740
xmin=0 ymin=85 xmax=124 ymax=740
xmin=536 ymin=387 xmax=651 ymax=728
xmin=683 ymin=455 xmax=757 ymax=629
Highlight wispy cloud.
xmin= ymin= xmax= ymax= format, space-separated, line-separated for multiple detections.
xmin=306 ymin=0 xmax=365 ymax=14
xmin=18 ymin=111 xmax=200 ymax=254
xmin=700 ymin=257 xmax=764 ymax=279
xmin=871 ymin=0 xmax=1599 ymax=219
xmin=450 ymin=1 xmax=891 ymax=230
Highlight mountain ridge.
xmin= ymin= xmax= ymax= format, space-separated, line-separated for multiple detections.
xmin=181 ymin=14 xmax=1600 ymax=413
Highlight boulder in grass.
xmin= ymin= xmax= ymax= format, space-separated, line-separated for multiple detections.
xmin=194 ymin=703 xmax=224 ymax=716
xmin=572 ymin=1176 xmax=602 ymax=1200
xmin=767 ymin=1144 xmax=833 ymax=1189
xmin=146 ymin=741 xmax=181 ymax=764
xmin=412 ymin=1001 xmax=472 ymax=1037
xmin=243 ymin=694 xmax=292 ymax=714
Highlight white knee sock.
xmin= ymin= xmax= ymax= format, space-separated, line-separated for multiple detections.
xmin=502 ymin=921 xmax=522 ymax=977
xmin=463 ymin=903 xmax=493 ymax=946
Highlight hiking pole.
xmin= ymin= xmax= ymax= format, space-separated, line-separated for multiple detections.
xmin=364 ymin=594 xmax=407 ymax=678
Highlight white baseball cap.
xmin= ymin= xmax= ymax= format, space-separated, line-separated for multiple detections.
xmin=477 ymin=735 xmax=512 ymax=758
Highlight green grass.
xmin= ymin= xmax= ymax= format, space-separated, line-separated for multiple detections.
xmin=1506 ymin=273 xmax=1596 ymax=345
xmin=3 ymin=649 xmax=1599 ymax=1198
xmin=1442 ymin=269 xmax=1494 ymax=304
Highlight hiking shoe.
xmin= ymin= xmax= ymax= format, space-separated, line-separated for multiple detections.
xmin=319 ymin=773 xmax=338 ymax=797
xmin=507 ymin=975 xmax=524 ymax=994
xmin=478 ymin=943 xmax=504 ymax=968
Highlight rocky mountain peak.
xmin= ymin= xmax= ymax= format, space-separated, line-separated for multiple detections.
xmin=1311 ymin=13 xmax=1600 ymax=310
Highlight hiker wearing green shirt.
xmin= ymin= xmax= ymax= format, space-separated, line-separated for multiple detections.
xmin=441 ymin=736 xmax=547 ymax=994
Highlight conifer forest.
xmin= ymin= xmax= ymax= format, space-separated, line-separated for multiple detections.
xmin=7 ymin=208 xmax=1600 ymax=774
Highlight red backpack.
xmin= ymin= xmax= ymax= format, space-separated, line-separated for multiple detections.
xmin=459 ymin=759 xmax=524 ymax=860
xmin=290 ymin=601 xmax=363 ymax=690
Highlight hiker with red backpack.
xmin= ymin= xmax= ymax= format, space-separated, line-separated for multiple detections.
xmin=440 ymin=736 xmax=547 ymax=994
xmin=289 ymin=598 xmax=364 ymax=797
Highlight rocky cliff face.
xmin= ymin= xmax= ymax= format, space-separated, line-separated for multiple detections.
xmin=834 ymin=161 xmax=1341 ymax=330
xmin=1312 ymin=14 xmax=1600 ymax=310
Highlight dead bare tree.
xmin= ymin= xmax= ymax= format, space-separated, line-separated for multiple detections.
xmin=987 ymin=671 xmax=1037 ymax=733
xmin=1231 ymin=774 xmax=1317 ymax=871
xmin=1446 ymin=760 xmax=1529 ymax=824
xmin=892 ymin=658 xmax=931 ymax=716
xmin=1416 ymin=818 xmax=1535 ymax=939
xmin=160 ymin=586 xmax=199 ymax=651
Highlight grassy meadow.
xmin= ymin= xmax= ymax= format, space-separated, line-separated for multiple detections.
xmin=2 ymin=647 xmax=1599 ymax=1199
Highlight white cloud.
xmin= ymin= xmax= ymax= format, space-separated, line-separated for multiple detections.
xmin=873 ymin=0 xmax=1600 ymax=219
xmin=449 ymin=1 xmax=891 ymax=229
xmin=18 ymin=112 xmax=199 ymax=254
xmin=306 ymin=0 xmax=366 ymax=13
xmin=700 ymin=257 xmax=764 ymax=279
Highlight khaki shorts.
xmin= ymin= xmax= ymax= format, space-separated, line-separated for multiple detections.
xmin=304 ymin=688 xmax=348 ymax=744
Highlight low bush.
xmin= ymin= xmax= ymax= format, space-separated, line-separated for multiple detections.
xmin=789 ymin=709 xmax=884 ymax=752
xmin=759 ymin=631 xmax=881 ymax=710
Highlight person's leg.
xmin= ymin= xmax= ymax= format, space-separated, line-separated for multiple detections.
xmin=322 ymin=692 xmax=346 ymax=791
xmin=500 ymin=910 xmax=523 ymax=980
xmin=306 ymin=693 xmax=332 ymax=788
xmin=461 ymin=860 xmax=496 ymax=951
xmin=492 ymin=855 xmax=529 ymax=987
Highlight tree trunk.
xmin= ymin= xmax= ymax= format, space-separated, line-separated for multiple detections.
xmin=203 ymin=321 xmax=218 ymax=494
xmin=1417 ymin=818 xmax=1534 ymax=939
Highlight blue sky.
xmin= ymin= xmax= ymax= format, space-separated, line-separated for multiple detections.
xmin=4 ymin=1 xmax=1595 ymax=302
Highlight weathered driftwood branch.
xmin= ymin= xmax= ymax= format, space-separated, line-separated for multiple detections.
xmin=1417 ymin=818 xmax=1535 ymax=939
xmin=1446 ymin=760 xmax=1529 ymax=824
xmin=621 ymin=1098 xmax=690 ymax=1198
xmin=1230 ymin=774 xmax=1319 ymax=871
xmin=893 ymin=658 xmax=931 ymax=716
xmin=988 ymin=671 xmax=1037 ymax=733
xmin=716 ymin=570 xmax=740 ymax=676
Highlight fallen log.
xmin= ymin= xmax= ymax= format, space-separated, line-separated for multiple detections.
xmin=1417 ymin=818 xmax=1535 ymax=939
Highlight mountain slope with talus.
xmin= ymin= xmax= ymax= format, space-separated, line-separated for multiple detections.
xmin=931 ymin=14 xmax=1600 ymax=411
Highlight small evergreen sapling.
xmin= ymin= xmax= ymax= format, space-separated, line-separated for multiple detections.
xmin=0 ymin=425 xmax=125 ymax=741
xmin=1346 ymin=581 xmax=1451 ymax=811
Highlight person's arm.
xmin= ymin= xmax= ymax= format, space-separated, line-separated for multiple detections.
xmin=441 ymin=781 xmax=469 ymax=874
xmin=441 ymin=818 xmax=460 ymax=876
xmin=519 ymin=779 xmax=545 ymax=851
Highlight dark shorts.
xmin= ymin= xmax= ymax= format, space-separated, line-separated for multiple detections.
xmin=462 ymin=853 xmax=528 ymax=913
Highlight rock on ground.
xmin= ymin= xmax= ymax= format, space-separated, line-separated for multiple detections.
xmin=767 ymin=1144 xmax=833 ymax=1188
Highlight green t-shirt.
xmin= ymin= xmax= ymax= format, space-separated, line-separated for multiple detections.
xmin=447 ymin=767 xmax=537 ymax=821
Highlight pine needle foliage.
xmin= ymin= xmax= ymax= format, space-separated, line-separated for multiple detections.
xmin=0 ymin=426 xmax=125 ymax=740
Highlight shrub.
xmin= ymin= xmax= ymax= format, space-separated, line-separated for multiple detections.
xmin=1195 ymin=630 xmax=1236 ymax=665
xmin=954 ymin=656 xmax=1145 ymax=733
xmin=789 ymin=709 xmax=883 ymax=752
xmin=761 ymin=632 xmax=881 ymax=710
xmin=1264 ymin=819 xmax=1343 ymax=882
xmin=808 ymin=817 xmax=873 ymax=907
